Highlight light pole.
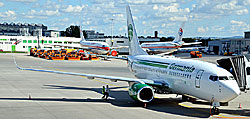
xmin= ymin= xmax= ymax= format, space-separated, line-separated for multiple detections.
xmin=110 ymin=18 xmax=114 ymax=46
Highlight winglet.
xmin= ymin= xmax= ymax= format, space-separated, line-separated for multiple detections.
xmin=126 ymin=5 xmax=148 ymax=56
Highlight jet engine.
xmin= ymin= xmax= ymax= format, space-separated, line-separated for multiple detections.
xmin=110 ymin=50 xmax=118 ymax=56
xmin=128 ymin=83 xmax=154 ymax=102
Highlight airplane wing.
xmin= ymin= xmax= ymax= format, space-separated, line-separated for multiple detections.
xmin=183 ymin=42 xmax=202 ymax=46
xmin=13 ymin=55 xmax=168 ymax=88
xmin=111 ymin=46 xmax=129 ymax=49
xmin=43 ymin=43 xmax=82 ymax=48
xmin=96 ymin=55 xmax=128 ymax=60
xmin=155 ymin=50 xmax=178 ymax=56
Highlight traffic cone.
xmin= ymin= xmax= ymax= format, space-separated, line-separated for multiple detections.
xmin=144 ymin=103 xmax=147 ymax=108
xmin=238 ymin=103 xmax=242 ymax=108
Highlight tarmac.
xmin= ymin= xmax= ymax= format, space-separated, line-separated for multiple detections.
xmin=0 ymin=53 xmax=250 ymax=119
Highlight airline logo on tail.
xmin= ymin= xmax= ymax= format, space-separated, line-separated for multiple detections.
xmin=178 ymin=28 xmax=183 ymax=36
xmin=128 ymin=24 xmax=133 ymax=42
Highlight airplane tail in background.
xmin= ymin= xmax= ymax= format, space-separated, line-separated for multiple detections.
xmin=126 ymin=5 xmax=148 ymax=56
xmin=79 ymin=26 xmax=85 ymax=41
xmin=173 ymin=22 xmax=185 ymax=44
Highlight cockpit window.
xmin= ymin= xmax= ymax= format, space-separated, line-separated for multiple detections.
xmin=219 ymin=76 xmax=228 ymax=80
xmin=209 ymin=76 xmax=218 ymax=81
xmin=228 ymin=76 xmax=235 ymax=80
xmin=210 ymin=76 xmax=235 ymax=81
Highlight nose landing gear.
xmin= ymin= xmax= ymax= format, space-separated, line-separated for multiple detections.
xmin=210 ymin=101 xmax=220 ymax=115
xmin=210 ymin=106 xmax=220 ymax=115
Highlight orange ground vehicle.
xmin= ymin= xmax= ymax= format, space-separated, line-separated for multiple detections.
xmin=30 ymin=48 xmax=37 ymax=56
xmin=65 ymin=51 xmax=80 ymax=60
xmin=60 ymin=49 xmax=67 ymax=57
xmin=37 ymin=49 xmax=46 ymax=58
xmin=44 ymin=50 xmax=53 ymax=60
xmin=89 ymin=54 xmax=99 ymax=60
xmin=190 ymin=51 xmax=202 ymax=58
xmin=79 ymin=52 xmax=90 ymax=60
xmin=47 ymin=50 xmax=65 ymax=60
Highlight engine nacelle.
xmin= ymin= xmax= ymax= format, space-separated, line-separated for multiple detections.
xmin=110 ymin=50 xmax=118 ymax=56
xmin=128 ymin=83 xmax=154 ymax=102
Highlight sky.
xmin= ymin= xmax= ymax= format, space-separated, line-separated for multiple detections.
xmin=0 ymin=0 xmax=250 ymax=38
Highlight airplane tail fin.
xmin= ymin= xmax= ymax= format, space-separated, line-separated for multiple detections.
xmin=126 ymin=5 xmax=148 ymax=56
xmin=79 ymin=26 xmax=85 ymax=41
xmin=173 ymin=22 xmax=185 ymax=44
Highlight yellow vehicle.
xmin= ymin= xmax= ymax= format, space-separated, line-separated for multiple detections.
xmin=190 ymin=51 xmax=202 ymax=58
xmin=60 ymin=49 xmax=67 ymax=57
xmin=30 ymin=48 xmax=37 ymax=56
xmin=47 ymin=50 xmax=65 ymax=60
xmin=65 ymin=51 xmax=80 ymax=60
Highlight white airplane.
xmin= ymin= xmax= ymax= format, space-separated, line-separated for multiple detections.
xmin=15 ymin=6 xmax=240 ymax=115
xmin=78 ymin=26 xmax=116 ymax=55
xmin=44 ymin=26 xmax=118 ymax=56
xmin=140 ymin=23 xmax=201 ymax=55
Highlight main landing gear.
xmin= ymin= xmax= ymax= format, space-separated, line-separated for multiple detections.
xmin=210 ymin=102 xmax=220 ymax=115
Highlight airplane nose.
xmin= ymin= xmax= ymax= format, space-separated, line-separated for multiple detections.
xmin=229 ymin=86 xmax=240 ymax=98
xmin=221 ymin=81 xmax=240 ymax=101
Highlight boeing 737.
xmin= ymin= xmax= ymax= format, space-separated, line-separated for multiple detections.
xmin=15 ymin=6 xmax=240 ymax=115
xmin=141 ymin=23 xmax=201 ymax=55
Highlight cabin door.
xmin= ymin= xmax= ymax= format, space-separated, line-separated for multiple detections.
xmin=195 ymin=70 xmax=204 ymax=88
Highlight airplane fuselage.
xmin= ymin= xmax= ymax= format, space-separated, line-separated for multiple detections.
xmin=141 ymin=42 xmax=183 ymax=54
xmin=80 ymin=40 xmax=110 ymax=55
xmin=128 ymin=55 xmax=240 ymax=102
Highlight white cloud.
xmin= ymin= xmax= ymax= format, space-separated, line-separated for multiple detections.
xmin=125 ymin=0 xmax=149 ymax=4
xmin=230 ymin=20 xmax=244 ymax=25
xmin=230 ymin=20 xmax=250 ymax=32
xmin=235 ymin=9 xmax=248 ymax=15
xmin=0 ymin=2 xmax=4 ymax=7
xmin=24 ymin=9 xmax=60 ymax=19
xmin=153 ymin=5 xmax=158 ymax=10
xmin=59 ymin=18 xmax=69 ymax=22
xmin=62 ymin=5 xmax=85 ymax=13
xmin=45 ymin=10 xmax=59 ymax=16
xmin=194 ymin=0 xmax=249 ymax=16
xmin=197 ymin=26 xmax=209 ymax=33
xmin=151 ymin=0 xmax=176 ymax=3
xmin=8 ymin=0 xmax=37 ymax=2
xmin=0 ymin=10 xmax=16 ymax=20
xmin=169 ymin=16 xmax=188 ymax=21
xmin=0 ymin=10 xmax=16 ymax=18
xmin=212 ymin=26 xmax=224 ymax=31
xmin=243 ymin=0 xmax=250 ymax=5
xmin=83 ymin=21 xmax=91 ymax=25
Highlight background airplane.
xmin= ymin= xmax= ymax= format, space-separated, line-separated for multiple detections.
xmin=15 ymin=6 xmax=240 ymax=115
xmin=44 ymin=26 xmax=119 ymax=56
xmin=141 ymin=23 xmax=201 ymax=55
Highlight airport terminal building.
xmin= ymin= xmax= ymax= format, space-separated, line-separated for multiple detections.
xmin=208 ymin=31 xmax=250 ymax=55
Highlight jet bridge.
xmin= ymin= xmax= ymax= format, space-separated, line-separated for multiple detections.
xmin=217 ymin=55 xmax=250 ymax=92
